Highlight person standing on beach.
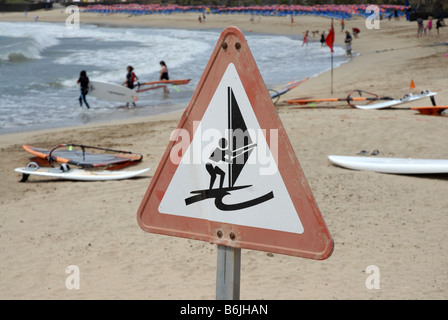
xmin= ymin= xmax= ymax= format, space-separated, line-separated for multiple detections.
xmin=122 ymin=66 xmax=138 ymax=107
xmin=159 ymin=61 xmax=169 ymax=81
xmin=123 ymin=65 xmax=138 ymax=90
xmin=394 ymin=9 xmax=399 ymax=21
xmin=436 ymin=18 xmax=442 ymax=35
xmin=77 ymin=70 xmax=90 ymax=109
xmin=159 ymin=61 xmax=169 ymax=93
xmin=301 ymin=30 xmax=309 ymax=47
xmin=427 ymin=16 xmax=433 ymax=37
xmin=340 ymin=18 xmax=345 ymax=32
xmin=344 ymin=31 xmax=352 ymax=57
xmin=320 ymin=31 xmax=326 ymax=47
xmin=417 ymin=17 xmax=424 ymax=37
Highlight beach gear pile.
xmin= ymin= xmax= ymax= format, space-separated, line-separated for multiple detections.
xmin=82 ymin=4 xmax=409 ymax=20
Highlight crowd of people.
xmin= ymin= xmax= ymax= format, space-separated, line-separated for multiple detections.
xmin=417 ymin=16 xmax=445 ymax=37
xmin=301 ymin=12 xmax=444 ymax=57
xmin=301 ymin=20 xmax=358 ymax=58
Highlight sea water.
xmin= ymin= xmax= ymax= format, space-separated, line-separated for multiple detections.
xmin=0 ymin=21 xmax=348 ymax=134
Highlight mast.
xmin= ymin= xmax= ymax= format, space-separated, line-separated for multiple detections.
xmin=228 ymin=87 xmax=232 ymax=188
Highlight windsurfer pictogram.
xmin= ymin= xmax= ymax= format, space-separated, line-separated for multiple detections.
xmin=185 ymin=87 xmax=274 ymax=211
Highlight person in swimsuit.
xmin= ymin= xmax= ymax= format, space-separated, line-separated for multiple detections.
xmin=159 ymin=61 xmax=169 ymax=93
xmin=301 ymin=30 xmax=309 ymax=47
xmin=77 ymin=70 xmax=90 ymax=109
xmin=436 ymin=18 xmax=442 ymax=35
xmin=123 ymin=65 xmax=138 ymax=89
xmin=122 ymin=66 xmax=138 ymax=107
xmin=427 ymin=16 xmax=433 ymax=37
xmin=320 ymin=31 xmax=326 ymax=47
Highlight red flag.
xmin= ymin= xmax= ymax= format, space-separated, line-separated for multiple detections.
xmin=325 ymin=22 xmax=335 ymax=53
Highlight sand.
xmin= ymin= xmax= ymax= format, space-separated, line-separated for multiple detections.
xmin=1 ymin=9 xmax=448 ymax=300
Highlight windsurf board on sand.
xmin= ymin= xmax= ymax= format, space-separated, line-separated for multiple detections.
xmin=411 ymin=106 xmax=447 ymax=116
xmin=89 ymin=80 xmax=138 ymax=103
xmin=354 ymin=90 xmax=437 ymax=109
xmin=285 ymin=89 xmax=393 ymax=107
xmin=15 ymin=163 xmax=150 ymax=182
xmin=270 ymin=78 xmax=309 ymax=100
xmin=22 ymin=144 xmax=143 ymax=169
xmin=328 ymin=155 xmax=448 ymax=174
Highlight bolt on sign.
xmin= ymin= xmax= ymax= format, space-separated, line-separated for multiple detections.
xmin=137 ymin=27 xmax=333 ymax=259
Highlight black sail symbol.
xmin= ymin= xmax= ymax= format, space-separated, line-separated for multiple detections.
xmin=185 ymin=86 xmax=273 ymax=210
xmin=228 ymin=86 xmax=253 ymax=188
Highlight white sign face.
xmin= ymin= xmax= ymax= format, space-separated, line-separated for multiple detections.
xmin=159 ymin=63 xmax=304 ymax=234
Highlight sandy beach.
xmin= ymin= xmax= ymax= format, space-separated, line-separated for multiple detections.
xmin=1 ymin=8 xmax=448 ymax=300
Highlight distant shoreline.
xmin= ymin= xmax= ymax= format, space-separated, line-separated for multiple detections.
xmin=0 ymin=13 xmax=351 ymax=136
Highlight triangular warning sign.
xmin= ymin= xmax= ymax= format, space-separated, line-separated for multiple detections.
xmin=137 ymin=27 xmax=333 ymax=259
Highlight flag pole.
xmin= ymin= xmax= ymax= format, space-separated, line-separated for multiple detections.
xmin=325 ymin=18 xmax=335 ymax=95
xmin=331 ymin=18 xmax=334 ymax=95
xmin=331 ymin=51 xmax=333 ymax=95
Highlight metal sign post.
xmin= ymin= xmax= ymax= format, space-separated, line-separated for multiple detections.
xmin=216 ymin=245 xmax=241 ymax=300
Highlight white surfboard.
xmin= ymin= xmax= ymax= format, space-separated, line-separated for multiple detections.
xmin=328 ymin=155 xmax=448 ymax=174
xmin=355 ymin=91 xmax=437 ymax=109
xmin=15 ymin=164 xmax=150 ymax=181
xmin=89 ymin=80 xmax=138 ymax=103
